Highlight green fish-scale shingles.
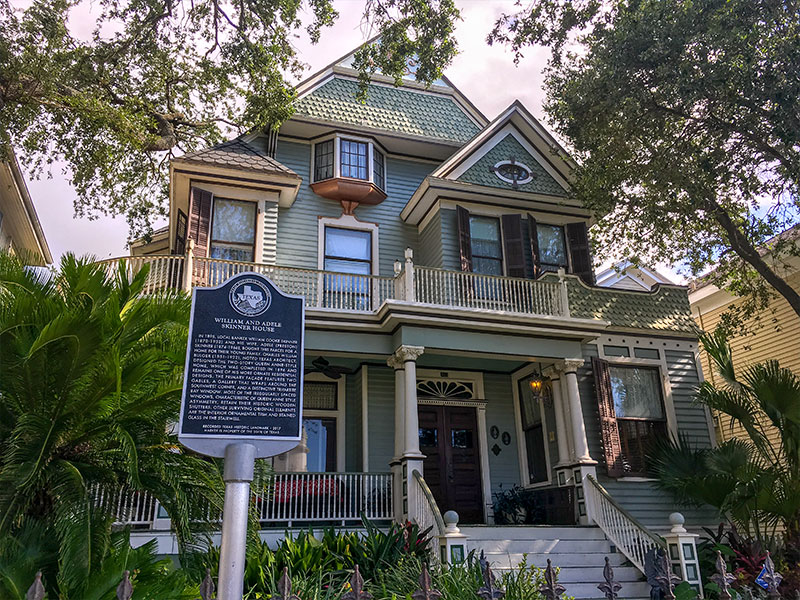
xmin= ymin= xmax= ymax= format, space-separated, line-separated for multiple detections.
xmin=458 ymin=134 xmax=568 ymax=197
xmin=294 ymin=78 xmax=481 ymax=143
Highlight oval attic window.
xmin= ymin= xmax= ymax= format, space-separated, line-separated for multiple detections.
xmin=492 ymin=160 xmax=534 ymax=187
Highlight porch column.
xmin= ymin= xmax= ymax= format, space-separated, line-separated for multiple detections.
xmin=387 ymin=355 xmax=405 ymax=460
xmin=543 ymin=366 xmax=570 ymax=467
xmin=561 ymin=358 xmax=597 ymax=525
xmin=562 ymin=359 xmax=592 ymax=463
xmin=387 ymin=354 xmax=406 ymax=521
xmin=397 ymin=345 xmax=425 ymax=459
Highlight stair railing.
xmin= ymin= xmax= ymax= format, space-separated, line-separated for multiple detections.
xmin=411 ymin=470 xmax=446 ymax=538
xmin=585 ymin=474 xmax=666 ymax=574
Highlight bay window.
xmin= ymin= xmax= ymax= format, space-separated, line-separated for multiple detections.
xmin=312 ymin=135 xmax=387 ymax=191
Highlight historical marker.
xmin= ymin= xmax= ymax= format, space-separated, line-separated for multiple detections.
xmin=178 ymin=271 xmax=305 ymax=458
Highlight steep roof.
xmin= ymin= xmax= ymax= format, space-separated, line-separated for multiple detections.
xmin=174 ymin=138 xmax=298 ymax=177
xmin=292 ymin=76 xmax=482 ymax=144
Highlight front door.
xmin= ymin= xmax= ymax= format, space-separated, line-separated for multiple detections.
xmin=418 ymin=405 xmax=484 ymax=523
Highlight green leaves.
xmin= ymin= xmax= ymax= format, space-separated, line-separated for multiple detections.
xmin=1 ymin=0 xmax=459 ymax=237
xmin=0 ymin=250 xmax=223 ymax=583
xmin=649 ymin=333 xmax=800 ymax=537
xmin=491 ymin=0 xmax=800 ymax=322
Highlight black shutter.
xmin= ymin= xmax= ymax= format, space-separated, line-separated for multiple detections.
xmin=527 ymin=214 xmax=541 ymax=278
xmin=188 ymin=187 xmax=213 ymax=257
xmin=566 ymin=221 xmax=594 ymax=285
xmin=592 ymin=357 xmax=624 ymax=478
xmin=174 ymin=209 xmax=187 ymax=255
xmin=456 ymin=205 xmax=473 ymax=272
xmin=501 ymin=214 xmax=526 ymax=278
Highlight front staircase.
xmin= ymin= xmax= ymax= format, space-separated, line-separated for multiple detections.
xmin=462 ymin=526 xmax=652 ymax=600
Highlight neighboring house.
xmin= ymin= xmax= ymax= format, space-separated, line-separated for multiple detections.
xmin=0 ymin=147 xmax=52 ymax=265
xmin=689 ymin=225 xmax=800 ymax=446
xmin=596 ymin=261 xmax=674 ymax=291
xmin=108 ymin=47 xmax=717 ymax=589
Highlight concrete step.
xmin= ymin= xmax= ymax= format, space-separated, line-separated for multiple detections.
xmin=461 ymin=526 xmax=608 ymax=541
xmin=478 ymin=551 xmax=627 ymax=568
xmin=468 ymin=538 xmax=614 ymax=554
xmin=558 ymin=581 xmax=651 ymax=600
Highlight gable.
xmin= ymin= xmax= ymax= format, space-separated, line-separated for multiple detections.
xmin=456 ymin=133 xmax=568 ymax=197
xmin=293 ymin=76 xmax=481 ymax=143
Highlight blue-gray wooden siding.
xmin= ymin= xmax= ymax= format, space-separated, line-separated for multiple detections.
xmin=274 ymin=140 xmax=432 ymax=276
xmin=346 ymin=369 xmax=363 ymax=471
xmin=484 ymin=373 xmax=522 ymax=499
xmin=367 ymin=366 xmax=396 ymax=471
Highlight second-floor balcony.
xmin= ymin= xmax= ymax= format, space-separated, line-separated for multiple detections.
xmin=100 ymin=250 xmax=571 ymax=318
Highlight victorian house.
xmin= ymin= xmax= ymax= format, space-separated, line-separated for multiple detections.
xmin=118 ymin=47 xmax=717 ymax=593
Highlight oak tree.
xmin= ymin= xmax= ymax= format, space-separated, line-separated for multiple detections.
xmin=490 ymin=0 xmax=800 ymax=323
xmin=0 ymin=0 xmax=459 ymax=236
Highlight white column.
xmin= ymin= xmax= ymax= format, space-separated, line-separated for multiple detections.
xmin=543 ymin=366 xmax=570 ymax=467
xmin=396 ymin=345 xmax=425 ymax=458
xmin=563 ymin=359 xmax=593 ymax=463
xmin=387 ymin=355 xmax=405 ymax=460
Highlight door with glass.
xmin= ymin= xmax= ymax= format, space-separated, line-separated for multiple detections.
xmin=418 ymin=406 xmax=484 ymax=523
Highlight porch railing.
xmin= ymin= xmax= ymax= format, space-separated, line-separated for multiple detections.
xmin=91 ymin=472 xmax=393 ymax=529
xmin=98 ymin=252 xmax=570 ymax=318
xmin=253 ymin=472 xmax=393 ymax=525
xmin=585 ymin=475 xmax=666 ymax=573
xmin=411 ymin=470 xmax=446 ymax=537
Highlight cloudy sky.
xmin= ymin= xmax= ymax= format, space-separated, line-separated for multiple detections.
xmin=23 ymin=1 xmax=554 ymax=262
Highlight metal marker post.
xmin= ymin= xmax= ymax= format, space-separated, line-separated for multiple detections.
xmin=218 ymin=443 xmax=256 ymax=600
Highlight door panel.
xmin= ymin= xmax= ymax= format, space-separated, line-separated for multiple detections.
xmin=418 ymin=406 xmax=484 ymax=524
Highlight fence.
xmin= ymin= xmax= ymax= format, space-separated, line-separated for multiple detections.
xmin=25 ymin=545 xmax=766 ymax=600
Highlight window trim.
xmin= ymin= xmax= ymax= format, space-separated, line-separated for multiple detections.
xmin=468 ymin=213 xmax=505 ymax=276
xmin=511 ymin=363 xmax=553 ymax=489
xmin=536 ymin=222 xmax=570 ymax=273
xmin=317 ymin=214 xmax=380 ymax=276
xmin=311 ymin=134 xmax=387 ymax=190
xmin=597 ymin=337 xmax=681 ymax=480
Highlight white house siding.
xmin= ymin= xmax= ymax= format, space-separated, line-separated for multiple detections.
xmin=274 ymin=140 xmax=431 ymax=276
xmin=367 ymin=366 xmax=396 ymax=472
xmin=484 ymin=373 xmax=522 ymax=497
xmin=345 ymin=369 xmax=363 ymax=472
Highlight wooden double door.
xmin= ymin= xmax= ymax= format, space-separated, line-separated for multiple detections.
xmin=418 ymin=405 xmax=484 ymax=523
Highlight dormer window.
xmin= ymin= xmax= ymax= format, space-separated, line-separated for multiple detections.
xmin=310 ymin=135 xmax=388 ymax=212
xmin=312 ymin=135 xmax=387 ymax=191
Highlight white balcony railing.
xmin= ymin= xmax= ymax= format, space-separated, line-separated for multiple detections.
xmin=98 ymin=251 xmax=570 ymax=318
xmin=91 ymin=472 xmax=393 ymax=529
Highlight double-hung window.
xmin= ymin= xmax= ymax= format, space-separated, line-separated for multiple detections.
xmin=373 ymin=147 xmax=385 ymax=190
xmin=323 ymin=227 xmax=372 ymax=309
xmin=469 ymin=215 xmax=503 ymax=276
xmin=536 ymin=224 xmax=569 ymax=272
xmin=314 ymin=140 xmax=334 ymax=181
xmin=209 ymin=199 xmax=257 ymax=262
xmin=340 ymin=140 xmax=368 ymax=180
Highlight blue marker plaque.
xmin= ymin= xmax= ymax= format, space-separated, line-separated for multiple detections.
xmin=178 ymin=272 xmax=305 ymax=458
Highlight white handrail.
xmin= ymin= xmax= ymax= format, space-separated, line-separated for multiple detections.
xmin=410 ymin=470 xmax=445 ymax=537
xmin=585 ymin=475 xmax=666 ymax=573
